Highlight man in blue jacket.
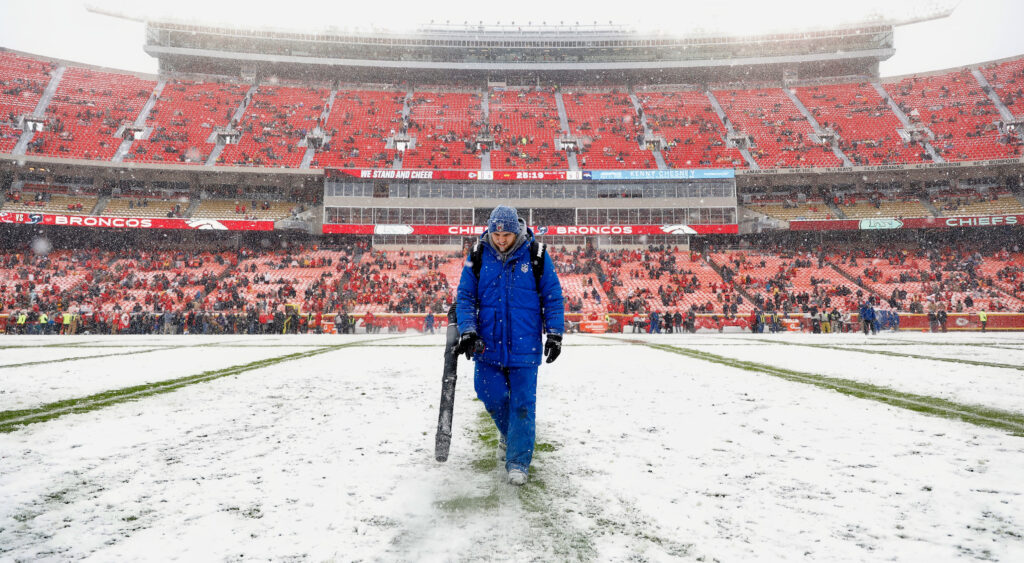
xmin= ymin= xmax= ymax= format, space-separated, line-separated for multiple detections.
xmin=859 ymin=302 xmax=876 ymax=335
xmin=454 ymin=206 xmax=565 ymax=486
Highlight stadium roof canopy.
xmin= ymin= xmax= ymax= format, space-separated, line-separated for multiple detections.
xmin=88 ymin=1 xmax=957 ymax=83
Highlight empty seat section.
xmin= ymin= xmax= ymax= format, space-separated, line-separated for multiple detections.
xmin=0 ymin=52 xmax=55 ymax=128
xmin=489 ymin=88 xmax=567 ymax=170
xmin=883 ymin=70 xmax=1023 ymax=161
xmin=0 ymin=123 xmax=20 ymax=153
xmin=746 ymin=196 xmax=834 ymax=221
xmin=218 ymin=86 xmax=329 ymax=168
xmin=835 ymin=194 xmax=932 ymax=219
xmin=563 ymin=91 xmax=654 ymax=169
xmin=28 ymin=66 xmax=154 ymax=161
xmin=714 ymin=87 xmax=842 ymax=168
xmin=2 ymin=192 xmax=97 ymax=215
xmin=102 ymin=195 xmax=188 ymax=217
xmin=311 ymin=88 xmax=404 ymax=169
xmin=401 ymin=91 xmax=482 ymax=169
xmin=192 ymin=198 xmax=298 ymax=221
xmin=638 ymin=90 xmax=746 ymax=168
xmin=794 ymin=83 xmax=926 ymax=166
xmin=933 ymin=187 xmax=1024 ymax=216
xmin=980 ymin=57 xmax=1024 ymax=118
xmin=126 ymin=81 xmax=247 ymax=165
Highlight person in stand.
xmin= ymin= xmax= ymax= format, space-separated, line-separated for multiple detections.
xmin=455 ymin=206 xmax=564 ymax=487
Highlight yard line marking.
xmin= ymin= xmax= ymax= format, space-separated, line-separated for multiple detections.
xmin=0 ymin=339 xmax=393 ymax=432
xmin=634 ymin=341 xmax=1024 ymax=436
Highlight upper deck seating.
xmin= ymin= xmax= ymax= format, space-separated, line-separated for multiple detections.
xmin=794 ymin=83 xmax=927 ymax=166
xmin=714 ymin=87 xmax=843 ymax=169
xmin=488 ymin=88 xmax=567 ymax=170
xmin=28 ymin=66 xmax=154 ymax=161
xmin=401 ymin=92 xmax=482 ymax=170
xmin=218 ymin=86 xmax=329 ymax=168
xmin=638 ymin=90 xmax=746 ymax=168
xmin=980 ymin=57 xmax=1024 ymax=118
xmin=125 ymin=81 xmax=248 ymax=165
xmin=311 ymin=88 xmax=405 ymax=169
xmin=0 ymin=52 xmax=54 ymax=124
xmin=884 ymin=70 xmax=1022 ymax=162
xmin=563 ymin=91 xmax=655 ymax=169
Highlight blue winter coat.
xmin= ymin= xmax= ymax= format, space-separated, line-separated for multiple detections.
xmin=456 ymin=230 xmax=565 ymax=368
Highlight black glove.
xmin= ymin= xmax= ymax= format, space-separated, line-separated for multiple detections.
xmin=454 ymin=331 xmax=485 ymax=360
xmin=543 ymin=334 xmax=562 ymax=364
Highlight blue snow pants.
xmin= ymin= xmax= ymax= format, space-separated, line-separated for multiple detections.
xmin=474 ymin=362 xmax=538 ymax=474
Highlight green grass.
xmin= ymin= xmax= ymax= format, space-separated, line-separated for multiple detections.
xmin=643 ymin=342 xmax=1024 ymax=436
xmin=0 ymin=340 xmax=375 ymax=432
xmin=0 ymin=343 xmax=212 ymax=369
xmin=750 ymin=337 xmax=1024 ymax=372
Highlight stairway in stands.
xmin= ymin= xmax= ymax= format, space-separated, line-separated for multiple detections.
xmin=871 ymin=82 xmax=945 ymax=163
xmin=393 ymin=87 xmax=414 ymax=169
xmin=783 ymin=87 xmax=853 ymax=167
xmin=301 ymin=89 xmax=337 ymax=169
xmin=704 ymin=90 xmax=759 ymax=169
xmin=628 ymin=92 xmax=667 ymax=169
xmin=113 ymin=80 xmax=166 ymax=163
xmin=553 ymin=92 xmax=579 ymax=170
xmin=205 ymin=84 xmax=257 ymax=166
xmin=972 ymin=68 xmax=1024 ymax=145
xmin=13 ymin=65 xmax=65 ymax=155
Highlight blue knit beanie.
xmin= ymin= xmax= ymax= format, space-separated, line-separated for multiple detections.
xmin=487 ymin=205 xmax=521 ymax=235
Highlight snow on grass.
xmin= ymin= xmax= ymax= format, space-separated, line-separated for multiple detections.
xmin=0 ymin=333 xmax=1023 ymax=561
xmin=618 ymin=332 xmax=1024 ymax=414
xmin=0 ymin=345 xmax=156 ymax=367
xmin=0 ymin=342 xmax=324 ymax=411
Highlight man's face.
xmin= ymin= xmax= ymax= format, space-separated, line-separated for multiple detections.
xmin=491 ymin=231 xmax=516 ymax=252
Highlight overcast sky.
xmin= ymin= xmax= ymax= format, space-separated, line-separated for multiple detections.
xmin=1 ymin=0 xmax=1022 ymax=78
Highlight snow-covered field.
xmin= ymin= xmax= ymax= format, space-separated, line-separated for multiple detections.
xmin=1 ymin=332 xmax=1023 ymax=561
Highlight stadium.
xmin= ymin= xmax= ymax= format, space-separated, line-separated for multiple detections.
xmin=2 ymin=1 xmax=1024 ymax=560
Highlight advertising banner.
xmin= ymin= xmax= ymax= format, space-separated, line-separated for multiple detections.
xmin=737 ymin=157 xmax=1024 ymax=176
xmin=789 ymin=214 xmax=1024 ymax=232
xmin=585 ymin=169 xmax=735 ymax=180
xmin=327 ymin=168 xmax=733 ymax=182
xmin=322 ymin=223 xmax=739 ymax=235
xmin=0 ymin=212 xmax=274 ymax=231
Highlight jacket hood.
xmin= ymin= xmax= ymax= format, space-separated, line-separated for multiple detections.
xmin=483 ymin=218 xmax=532 ymax=259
